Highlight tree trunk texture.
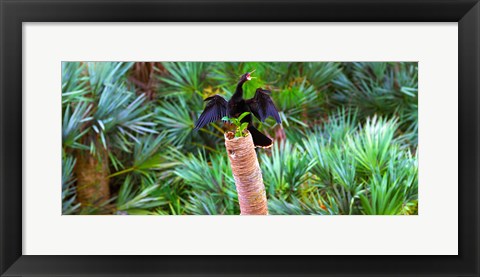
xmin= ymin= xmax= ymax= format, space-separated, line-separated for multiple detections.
xmin=224 ymin=131 xmax=269 ymax=215
xmin=74 ymin=147 xmax=110 ymax=210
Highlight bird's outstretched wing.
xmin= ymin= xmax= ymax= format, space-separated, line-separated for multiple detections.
xmin=194 ymin=95 xmax=228 ymax=130
xmin=246 ymin=88 xmax=281 ymax=124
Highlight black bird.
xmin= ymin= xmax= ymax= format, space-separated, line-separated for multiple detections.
xmin=194 ymin=71 xmax=281 ymax=148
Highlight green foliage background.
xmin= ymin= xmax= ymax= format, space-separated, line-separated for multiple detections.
xmin=62 ymin=62 xmax=418 ymax=215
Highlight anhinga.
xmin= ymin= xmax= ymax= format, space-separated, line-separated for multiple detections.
xmin=194 ymin=71 xmax=281 ymax=148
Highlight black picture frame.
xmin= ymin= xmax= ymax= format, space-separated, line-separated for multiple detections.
xmin=1 ymin=0 xmax=479 ymax=276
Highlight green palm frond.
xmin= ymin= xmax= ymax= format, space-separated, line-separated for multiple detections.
xmin=302 ymin=62 xmax=343 ymax=90
xmin=116 ymin=175 xmax=168 ymax=213
xmin=62 ymin=62 xmax=90 ymax=104
xmin=159 ymin=62 xmax=209 ymax=97
xmin=186 ymin=192 xmax=224 ymax=215
xmin=62 ymin=154 xmax=81 ymax=214
xmin=272 ymin=79 xmax=317 ymax=128
xmin=155 ymin=97 xmax=195 ymax=146
xmin=109 ymin=133 xmax=178 ymax=178
xmin=62 ymin=101 xmax=92 ymax=150
xmin=261 ymin=140 xmax=315 ymax=200
xmin=301 ymin=137 xmax=360 ymax=214
xmin=321 ymin=107 xmax=358 ymax=142
xmin=347 ymin=116 xmax=398 ymax=174
xmin=301 ymin=135 xmax=332 ymax=182
xmin=325 ymin=145 xmax=364 ymax=214
xmin=132 ymin=134 xmax=177 ymax=173
xmin=93 ymin=87 xmax=157 ymax=151
xmin=173 ymin=150 xmax=239 ymax=215
xmin=86 ymin=62 xmax=134 ymax=94
xmin=332 ymin=62 xmax=417 ymax=130
xmin=359 ymin=172 xmax=406 ymax=215
xmin=269 ymin=192 xmax=339 ymax=215
xmin=151 ymin=180 xmax=189 ymax=215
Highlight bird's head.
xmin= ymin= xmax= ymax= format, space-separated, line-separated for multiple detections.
xmin=240 ymin=69 xmax=256 ymax=82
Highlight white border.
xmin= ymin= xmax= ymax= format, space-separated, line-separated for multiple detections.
xmin=24 ymin=23 xmax=458 ymax=255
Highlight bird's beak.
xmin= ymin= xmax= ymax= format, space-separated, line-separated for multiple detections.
xmin=247 ymin=69 xmax=256 ymax=80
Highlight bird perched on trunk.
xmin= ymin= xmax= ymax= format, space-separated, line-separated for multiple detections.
xmin=194 ymin=71 xmax=281 ymax=148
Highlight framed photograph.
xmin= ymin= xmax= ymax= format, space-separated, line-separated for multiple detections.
xmin=1 ymin=0 xmax=479 ymax=276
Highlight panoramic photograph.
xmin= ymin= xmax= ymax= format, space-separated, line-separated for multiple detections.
xmin=62 ymin=62 xmax=418 ymax=215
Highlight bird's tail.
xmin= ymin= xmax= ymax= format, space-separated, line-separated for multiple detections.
xmin=248 ymin=126 xmax=273 ymax=148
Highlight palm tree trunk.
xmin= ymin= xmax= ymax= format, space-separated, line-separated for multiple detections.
xmin=224 ymin=131 xmax=268 ymax=215
xmin=74 ymin=146 xmax=110 ymax=209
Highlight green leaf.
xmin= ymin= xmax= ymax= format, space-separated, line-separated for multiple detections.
xmin=240 ymin=122 xmax=248 ymax=131
xmin=238 ymin=111 xmax=250 ymax=122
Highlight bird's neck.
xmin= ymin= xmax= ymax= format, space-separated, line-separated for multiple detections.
xmin=232 ymin=79 xmax=246 ymax=99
